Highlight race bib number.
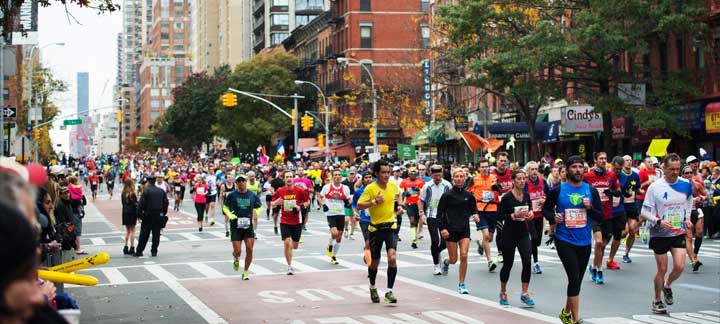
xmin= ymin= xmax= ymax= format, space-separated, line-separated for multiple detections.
xmin=92 ymin=182 xmax=98 ymax=186
xmin=481 ymin=191 xmax=494 ymax=202
xmin=663 ymin=209 xmax=684 ymax=230
xmin=237 ymin=217 xmax=251 ymax=229
xmin=175 ymin=186 xmax=182 ymax=192
xmin=513 ymin=206 xmax=529 ymax=221
xmin=430 ymin=199 xmax=439 ymax=210
xmin=531 ymin=199 xmax=543 ymax=213
xmin=283 ymin=199 xmax=297 ymax=212
xmin=326 ymin=199 xmax=344 ymax=214
xmin=197 ymin=187 xmax=206 ymax=195
xmin=564 ymin=208 xmax=587 ymax=229
xmin=598 ymin=190 xmax=609 ymax=202
xmin=612 ymin=196 xmax=621 ymax=207
xmin=314 ymin=178 xmax=321 ymax=185
xmin=625 ymin=191 xmax=635 ymax=203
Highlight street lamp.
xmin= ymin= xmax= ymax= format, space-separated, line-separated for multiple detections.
xmin=294 ymin=80 xmax=330 ymax=162
xmin=117 ymin=98 xmax=129 ymax=152
xmin=336 ymin=57 xmax=377 ymax=153
xmin=27 ymin=42 xmax=64 ymax=162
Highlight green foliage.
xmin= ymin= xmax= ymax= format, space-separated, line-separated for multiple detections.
xmin=216 ymin=53 xmax=299 ymax=153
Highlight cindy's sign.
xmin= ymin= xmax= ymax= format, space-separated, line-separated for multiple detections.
xmin=562 ymin=105 xmax=604 ymax=133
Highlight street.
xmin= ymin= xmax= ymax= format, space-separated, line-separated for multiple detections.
xmin=68 ymin=191 xmax=720 ymax=324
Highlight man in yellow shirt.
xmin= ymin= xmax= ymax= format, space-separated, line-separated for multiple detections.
xmin=357 ymin=160 xmax=403 ymax=304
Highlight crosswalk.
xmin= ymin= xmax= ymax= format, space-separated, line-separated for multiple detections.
xmin=587 ymin=310 xmax=720 ymax=324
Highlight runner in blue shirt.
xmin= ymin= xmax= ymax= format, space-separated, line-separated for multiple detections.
xmin=352 ymin=172 xmax=374 ymax=265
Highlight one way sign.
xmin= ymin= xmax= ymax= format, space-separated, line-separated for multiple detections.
xmin=2 ymin=107 xmax=16 ymax=119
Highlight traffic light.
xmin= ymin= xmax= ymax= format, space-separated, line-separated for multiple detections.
xmin=318 ymin=134 xmax=325 ymax=148
xmin=116 ymin=110 xmax=122 ymax=123
xmin=369 ymin=127 xmax=375 ymax=144
xmin=221 ymin=93 xmax=238 ymax=107
xmin=291 ymin=109 xmax=296 ymax=126
xmin=301 ymin=115 xmax=313 ymax=131
xmin=34 ymin=128 xmax=40 ymax=140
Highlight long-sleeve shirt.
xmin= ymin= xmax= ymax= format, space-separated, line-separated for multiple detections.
xmin=499 ymin=191 xmax=532 ymax=239
xmin=437 ymin=187 xmax=478 ymax=232
xmin=138 ymin=186 xmax=169 ymax=217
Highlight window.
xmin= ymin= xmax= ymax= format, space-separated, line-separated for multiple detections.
xmin=421 ymin=24 xmax=430 ymax=48
xmin=161 ymin=22 xmax=170 ymax=29
xmin=151 ymin=111 xmax=160 ymax=119
xmin=174 ymin=22 xmax=184 ymax=30
xmin=162 ymin=88 xmax=170 ymax=96
xmin=272 ymin=14 xmax=289 ymax=26
xmin=175 ymin=65 xmax=185 ymax=75
xmin=164 ymin=99 xmax=172 ymax=107
xmin=150 ymin=88 xmax=160 ymax=96
xmin=659 ymin=41 xmax=668 ymax=72
xmin=161 ymin=32 xmax=170 ymax=40
xmin=695 ymin=47 xmax=704 ymax=69
xmin=3 ymin=88 xmax=8 ymax=101
xmin=421 ymin=0 xmax=429 ymax=13
xmin=361 ymin=62 xmax=372 ymax=86
xmin=173 ymin=45 xmax=185 ymax=51
xmin=676 ymin=38 xmax=685 ymax=69
xmin=175 ymin=9 xmax=184 ymax=17
xmin=173 ymin=32 xmax=184 ymax=40
xmin=271 ymin=33 xmax=289 ymax=45
xmin=151 ymin=100 xmax=160 ymax=108
xmin=175 ymin=77 xmax=185 ymax=84
xmin=360 ymin=25 xmax=372 ymax=48
xmin=272 ymin=0 xmax=288 ymax=5
xmin=296 ymin=15 xmax=317 ymax=26
xmin=296 ymin=0 xmax=323 ymax=10
xmin=360 ymin=0 xmax=371 ymax=11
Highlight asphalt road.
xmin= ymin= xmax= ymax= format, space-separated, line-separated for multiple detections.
xmin=64 ymin=191 xmax=720 ymax=324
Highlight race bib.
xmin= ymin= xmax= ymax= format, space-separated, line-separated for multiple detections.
xmin=612 ymin=196 xmax=621 ymax=207
xmin=531 ymin=199 xmax=543 ymax=212
xmin=598 ymin=189 xmax=609 ymax=202
xmin=430 ymin=199 xmax=439 ymax=210
xmin=564 ymin=208 xmax=587 ymax=229
xmin=92 ymin=182 xmax=98 ymax=186
xmin=197 ymin=187 xmax=206 ymax=195
xmin=283 ymin=199 xmax=297 ymax=212
xmin=326 ymin=199 xmax=344 ymax=214
xmin=625 ymin=191 xmax=635 ymax=203
xmin=513 ymin=206 xmax=529 ymax=221
xmin=237 ymin=217 xmax=251 ymax=229
xmin=175 ymin=186 xmax=182 ymax=192
xmin=481 ymin=191 xmax=494 ymax=202
xmin=663 ymin=209 xmax=684 ymax=230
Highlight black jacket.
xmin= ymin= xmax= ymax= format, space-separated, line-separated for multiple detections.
xmin=138 ymin=185 xmax=169 ymax=220
xmin=437 ymin=187 xmax=479 ymax=232
xmin=122 ymin=192 xmax=139 ymax=217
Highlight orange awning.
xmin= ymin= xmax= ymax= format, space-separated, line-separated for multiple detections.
xmin=460 ymin=131 xmax=489 ymax=152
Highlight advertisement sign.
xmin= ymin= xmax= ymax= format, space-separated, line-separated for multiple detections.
xmin=612 ymin=118 xmax=626 ymax=139
xmin=10 ymin=0 xmax=39 ymax=45
xmin=422 ymin=60 xmax=431 ymax=115
xmin=562 ymin=105 xmax=604 ymax=133
xmin=706 ymin=102 xmax=720 ymax=134
xmin=397 ymin=144 xmax=416 ymax=160
xmin=544 ymin=121 xmax=560 ymax=143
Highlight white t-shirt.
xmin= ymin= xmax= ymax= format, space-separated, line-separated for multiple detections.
xmin=419 ymin=179 xmax=452 ymax=218
xmin=642 ymin=176 xmax=692 ymax=238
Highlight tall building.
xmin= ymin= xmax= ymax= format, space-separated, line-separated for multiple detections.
xmin=252 ymin=0 xmax=327 ymax=54
xmin=191 ymin=0 xmax=220 ymax=72
xmin=116 ymin=0 xmax=145 ymax=147
xmin=219 ymin=0 xmax=253 ymax=67
xmin=71 ymin=72 xmax=91 ymax=157
xmin=138 ymin=0 xmax=192 ymax=131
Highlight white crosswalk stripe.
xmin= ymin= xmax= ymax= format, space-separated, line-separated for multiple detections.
xmin=588 ymin=311 xmax=720 ymax=324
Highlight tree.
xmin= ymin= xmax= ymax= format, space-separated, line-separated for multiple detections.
xmin=1 ymin=0 xmax=120 ymax=41
xmin=162 ymin=65 xmax=230 ymax=150
xmin=28 ymin=64 xmax=66 ymax=160
xmin=215 ymin=53 xmax=299 ymax=155
xmin=438 ymin=1 xmax=565 ymax=151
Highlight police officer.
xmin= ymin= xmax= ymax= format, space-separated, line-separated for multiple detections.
xmin=135 ymin=174 xmax=169 ymax=257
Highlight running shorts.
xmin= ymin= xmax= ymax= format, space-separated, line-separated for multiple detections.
xmin=206 ymin=194 xmax=217 ymax=203
xmin=280 ymin=223 xmax=302 ymax=242
xmin=478 ymin=212 xmax=498 ymax=232
xmin=649 ymin=235 xmax=685 ymax=255
xmin=369 ymin=228 xmax=398 ymax=260
xmin=592 ymin=213 xmax=626 ymax=242
xmin=230 ymin=226 xmax=256 ymax=241
xmin=360 ymin=221 xmax=371 ymax=241
xmin=445 ymin=229 xmax=470 ymax=243
xmin=326 ymin=215 xmax=346 ymax=233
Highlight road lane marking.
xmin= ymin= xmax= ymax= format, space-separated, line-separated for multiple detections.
xmin=676 ymin=284 xmax=720 ymax=293
xmin=273 ymin=258 xmax=319 ymax=272
xmin=248 ymin=263 xmax=273 ymax=275
xmin=633 ymin=315 xmax=687 ymax=323
xmin=669 ymin=312 xmax=718 ymax=324
xmin=100 ymin=268 xmax=128 ymax=285
xmin=586 ymin=317 xmax=644 ymax=324
xmin=178 ymin=233 xmax=202 ymax=241
xmin=189 ymin=262 xmax=224 ymax=279
xmin=90 ymin=238 xmax=106 ymax=245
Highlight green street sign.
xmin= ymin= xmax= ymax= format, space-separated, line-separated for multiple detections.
xmin=397 ymin=144 xmax=416 ymax=160
xmin=63 ymin=119 xmax=82 ymax=126
xmin=377 ymin=132 xmax=387 ymax=138
xmin=329 ymin=139 xmax=338 ymax=144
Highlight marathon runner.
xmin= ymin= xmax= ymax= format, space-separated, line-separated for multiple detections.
xmin=293 ymin=167 xmax=314 ymax=232
xmin=319 ymin=170 xmax=352 ymax=265
xmin=223 ymin=174 xmax=261 ymax=280
xmin=353 ymin=172 xmax=375 ymax=265
xmin=524 ymin=161 xmax=549 ymax=274
xmin=468 ymin=157 xmax=501 ymax=272
xmin=437 ymin=168 xmax=479 ymax=294
xmin=357 ymin=160 xmax=404 ymax=304
xmin=418 ymin=164 xmax=451 ymax=275
xmin=543 ymin=155 xmax=604 ymax=324
xmin=618 ymin=155 xmax=641 ymax=264
xmin=342 ymin=168 xmax=360 ymax=239
xmin=640 ymin=153 xmax=693 ymax=314
xmin=220 ymin=175 xmax=236 ymax=237
xmin=261 ymin=173 xmax=274 ymax=220
xmin=272 ymin=171 xmax=309 ymax=275
xmin=105 ymin=168 xmax=116 ymax=198
xmin=205 ymin=170 xmax=218 ymax=226
xmin=399 ymin=166 xmax=425 ymax=249
xmin=491 ymin=151 xmax=513 ymax=263
xmin=498 ymin=169 xmax=535 ymax=306
xmin=193 ymin=177 xmax=209 ymax=232
xmin=270 ymin=168 xmax=286 ymax=235
xmin=88 ymin=171 xmax=100 ymax=202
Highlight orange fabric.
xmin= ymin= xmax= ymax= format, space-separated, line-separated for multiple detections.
xmin=468 ymin=174 xmax=499 ymax=212
xmin=400 ymin=178 xmax=425 ymax=204
xmin=460 ymin=131 xmax=490 ymax=152
xmin=486 ymin=138 xmax=504 ymax=152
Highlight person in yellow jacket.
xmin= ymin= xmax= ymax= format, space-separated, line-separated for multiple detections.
xmin=467 ymin=157 xmax=503 ymax=272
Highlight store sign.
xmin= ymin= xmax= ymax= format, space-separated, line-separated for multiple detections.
xmin=612 ymin=118 xmax=626 ymax=139
xmin=705 ymin=102 xmax=720 ymax=134
xmin=488 ymin=131 xmax=530 ymax=140
xmin=562 ymin=105 xmax=604 ymax=133
xmin=422 ymin=60 xmax=431 ymax=115
xmin=10 ymin=0 xmax=39 ymax=45
xmin=454 ymin=116 xmax=468 ymax=131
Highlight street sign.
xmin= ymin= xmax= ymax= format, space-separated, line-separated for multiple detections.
xmin=26 ymin=124 xmax=32 ymax=132
xmin=377 ymin=131 xmax=387 ymax=138
xmin=2 ymin=107 xmax=16 ymax=119
xmin=63 ymin=119 xmax=82 ymax=126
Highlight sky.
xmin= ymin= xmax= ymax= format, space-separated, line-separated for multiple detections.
xmin=38 ymin=3 xmax=123 ymax=152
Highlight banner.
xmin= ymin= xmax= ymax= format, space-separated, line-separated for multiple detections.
xmin=397 ymin=144 xmax=416 ymax=160
xmin=706 ymin=102 xmax=720 ymax=134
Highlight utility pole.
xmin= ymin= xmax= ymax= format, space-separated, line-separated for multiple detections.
xmin=0 ymin=36 xmax=4 ymax=157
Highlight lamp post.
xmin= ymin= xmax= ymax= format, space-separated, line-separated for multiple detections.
xmin=336 ymin=57 xmax=377 ymax=153
xmin=27 ymin=42 xmax=64 ymax=162
xmin=294 ymin=80 xmax=330 ymax=162
xmin=117 ymin=98 xmax=129 ymax=152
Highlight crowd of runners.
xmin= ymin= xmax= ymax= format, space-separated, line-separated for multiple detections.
xmin=2 ymin=149 xmax=719 ymax=324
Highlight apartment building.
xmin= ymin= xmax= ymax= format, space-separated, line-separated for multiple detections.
xmin=252 ymin=0 xmax=328 ymax=54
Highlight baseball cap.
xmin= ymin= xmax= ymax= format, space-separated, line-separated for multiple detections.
xmin=392 ymin=166 xmax=401 ymax=172
xmin=235 ymin=174 xmax=247 ymax=181
xmin=430 ymin=164 xmax=443 ymax=173
xmin=554 ymin=158 xmax=563 ymax=165
xmin=418 ymin=164 xmax=426 ymax=170
xmin=686 ymin=155 xmax=698 ymax=163
xmin=650 ymin=157 xmax=659 ymax=165
xmin=408 ymin=167 xmax=418 ymax=173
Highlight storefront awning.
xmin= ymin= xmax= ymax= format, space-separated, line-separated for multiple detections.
xmin=474 ymin=122 xmax=548 ymax=140
xmin=411 ymin=123 xmax=445 ymax=146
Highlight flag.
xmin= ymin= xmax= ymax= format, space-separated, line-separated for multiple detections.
xmin=276 ymin=140 xmax=286 ymax=158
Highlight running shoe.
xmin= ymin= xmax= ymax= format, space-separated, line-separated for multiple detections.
xmin=433 ymin=265 xmax=442 ymax=276
xmin=533 ymin=263 xmax=543 ymax=274
xmin=663 ymin=286 xmax=673 ymax=305
xmin=199 ymin=227 xmax=203 ymax=232
xmin=241 ymin=271 xmax=249 ymax=280
xmin=692 ymin=260 xmax=703 ymax=272
xmin=559 ymin=308 xmax=573 ymax=324
xmin=499 ymin=292 xmax=509 ymax=306
xmin=606 ymin=260 xmax=621 ymax=270
xmin=477 ymin=240 xmax=484 ymax=255
xmin=287 ymin=266 xmax=294 ymax=275
xmin=326 ymin=244 xmax=333 ymax=257
xmin=232 ymin=260 xmax=239 ymax=271
xmin=411 ymin=240 xmax=418 ymax=249
xmin=370 ymin=287 xmax=380 ymax=303
xmin=330 ymin=256 xmax=339 ymax=265
xmin=204 ymin=216 xmax=208 ymax=222
xmin=596 ymin=270 xmax=604 ymax=284
xmin=225 ymin=230 xmax=229 ymax=238
xmin=652 ymin=300 xmax=667 ymax=314
xmin=497 ymin=254 xmax=504 ymax=263
xmin=210 ymin=220 xmax=215 ymax=226
xmin=344 ymin=228 xmax=349 ymax=239
xmin=442 ymin=261 xmax=449 ymax=275
xmin=588 ymin=266 xmax=597 ymax=283
xmin=384 ymin=291 xmax=397 ymax=304
xmin=623 ymin=254 xmax=632 ymax=263
xmin=303 ymin=226 xmax=308 ymax=232
xmin=488 ymin=259 xmax=497 ymax=273
xmin=274 ymin=226 xmax=278 ymax=235
xmin=349 ymin=234 xmax=355 ymax=240
xmin=418 ymin=234 xmax=424 ymax=240
xmin=299 ymin=237 xmax=304 ymax=243
xmin=458 ymin=283 xmax=469 ymax=294
xmin=520 ymin=293 xmax=535 ymax=307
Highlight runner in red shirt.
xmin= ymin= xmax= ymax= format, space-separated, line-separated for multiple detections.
xmin=88 ymin=171 xmax=100 ymax=202
xmin=272 ymin=171 xmax=309 ymax=275
xmin=491 ymin=151 xmax=512 ymax=263
xmin=399 ymin=167 xmax=425 ymax=248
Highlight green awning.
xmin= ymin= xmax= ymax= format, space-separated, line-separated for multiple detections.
xmin=411 ymin=122 xmax=445 ymax=146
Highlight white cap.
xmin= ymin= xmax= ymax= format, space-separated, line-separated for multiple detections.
xmin=686 ymin=155 xmax=698 ymax=163
xmin=650 ymin=157 xmax=659 ymax=164
xmin=392 ymin=166 xmax=401 ymax=172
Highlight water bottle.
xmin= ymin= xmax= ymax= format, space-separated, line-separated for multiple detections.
xmin=640 ymin=221 xmax=649 ymax=244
